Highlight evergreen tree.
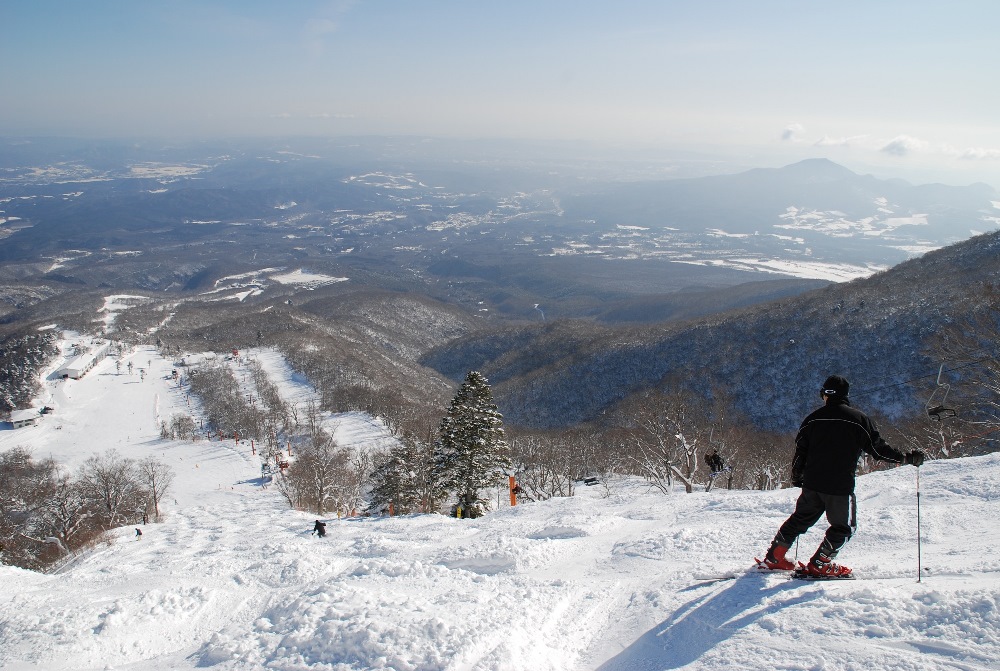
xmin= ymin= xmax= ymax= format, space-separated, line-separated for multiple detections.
xmin=433 ymin=371 xmax=510 ymax=518
xmin=366 ymin=433 xmax=435 ymax=515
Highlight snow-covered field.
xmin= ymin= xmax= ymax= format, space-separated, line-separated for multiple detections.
xmin=269 ymin=269 xmax=349 ymax=289
xmin=2 ymin=336 xmax=999 ymax=670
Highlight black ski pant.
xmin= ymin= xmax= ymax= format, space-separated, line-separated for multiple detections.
xmin=774 ymin=488 xmax=856 ymax=557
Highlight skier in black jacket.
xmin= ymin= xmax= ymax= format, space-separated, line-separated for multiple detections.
xmin=760 ymin=375 xmax=925 ymax=577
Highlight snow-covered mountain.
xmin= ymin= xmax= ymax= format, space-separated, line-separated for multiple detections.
xmin=2 ymin=326 xmax=999 ymax=670
xmin=562 ymin=157 xmax=1000 ymax=275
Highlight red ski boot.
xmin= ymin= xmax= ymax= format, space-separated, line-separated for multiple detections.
xmin=801 ymin=554 xmax=853 ymax=579
xmin=757 ymin=542 xmax=795 ymax=571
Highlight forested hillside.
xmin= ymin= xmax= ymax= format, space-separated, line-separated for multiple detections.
xmin=7 ymin=223 xmax=999 ymax=447
xmin=0 ymin=330 xmax=58 ymax=413
xmin=423 ymin=230 xmax=1000 ymax=433
xmin=134 ymin=290 xmax=481 ymax=437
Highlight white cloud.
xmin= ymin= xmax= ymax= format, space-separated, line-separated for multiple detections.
xmin=302 ymin=2 xmax=357 ymax=57
xmin=781 ymin=123 xmax=804 ymax=141
xmin=960 ymin=147 xmax=1000 ymax=160
xmin=880 ymin=135 xmax=928 ymax=157
xmin=814 ymin=134 xmax=868 ymax=147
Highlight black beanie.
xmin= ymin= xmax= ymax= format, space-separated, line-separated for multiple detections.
xmin=822 ymin=375 xmax=850 ymax=397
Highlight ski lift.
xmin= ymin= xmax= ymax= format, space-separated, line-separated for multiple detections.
xmin=926 ymin=364 xmax=957 ymax=421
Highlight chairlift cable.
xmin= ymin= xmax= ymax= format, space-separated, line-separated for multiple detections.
xmin=851 ymin=356 xmax=992 ymax=398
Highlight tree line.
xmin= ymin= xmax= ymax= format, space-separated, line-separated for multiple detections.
xmin=275 ymin=371 xmax=801 ymax=521
xmin=0 ymin=330 xmax=58 ymax=415
xmin=248 ymin=371 xmax=511 ymax=520
xmin=0 ymin=447 xmax=173 ymax=571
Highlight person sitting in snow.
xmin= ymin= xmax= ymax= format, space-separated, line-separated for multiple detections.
xmin=759 ymin=375 xmax=925 ymax=578
xmin=312 ymin=520 xmax=327 ymax=538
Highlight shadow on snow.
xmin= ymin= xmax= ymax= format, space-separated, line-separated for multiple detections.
xmin=596 ymin=575 xmax=818 ymax=670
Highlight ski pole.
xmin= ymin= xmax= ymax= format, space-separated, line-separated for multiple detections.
xmin=916 ymin=467 xmax=922 ymax=583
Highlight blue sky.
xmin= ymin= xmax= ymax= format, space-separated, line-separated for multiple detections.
xmin=2 ymin=1 xmax=999 ymax=185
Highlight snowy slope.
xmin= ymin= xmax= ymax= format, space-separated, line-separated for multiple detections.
xmin=2 ymin=337 xmax=999 ymax=671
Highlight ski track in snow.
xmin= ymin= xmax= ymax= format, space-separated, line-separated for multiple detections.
xmin=1 ymin=338 xmax=1000 ymax=670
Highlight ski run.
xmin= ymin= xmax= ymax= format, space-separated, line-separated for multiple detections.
xmin=2 ymin=326 xmax=999 ymax=671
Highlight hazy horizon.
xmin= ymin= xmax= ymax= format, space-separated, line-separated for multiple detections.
xmin=3 ymin=1 xmax=999 ymax=187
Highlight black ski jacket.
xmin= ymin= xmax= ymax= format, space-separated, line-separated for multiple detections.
xmin=792 ymin=398 xmax=905 ymax=495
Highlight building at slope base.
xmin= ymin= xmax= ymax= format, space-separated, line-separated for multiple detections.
xmin=56 ymin=342 xmax=111 ymax=380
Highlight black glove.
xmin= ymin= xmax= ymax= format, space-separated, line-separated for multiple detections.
xmin=791 ymin=472 xmax=804 ymax=487
xmin=904 ymin=450 xmax=926 ymax=467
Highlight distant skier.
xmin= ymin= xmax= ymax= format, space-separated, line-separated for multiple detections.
xmin=759 ymin=375 xmax=925 ymax=578
xmin=312 ymin=520 xmax=327 ymax=538
xmin=135 ymin=528 xmax=142 ymax=540
xmin=706 ymin=449 xmax=726 ymax=474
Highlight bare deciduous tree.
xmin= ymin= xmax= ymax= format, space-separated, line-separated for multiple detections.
xmin=277 ymin=402 xmax=352 ymax=515
xmin=0 ymin=447 xmax=60 ymax=569
xmin=162 ymin=414 xmax=197 ymax=440
xmin=138 ymin=457 xmax=174 ymax=522
xmin=77 ymin=450 xmax=145 ymax=529
xmin=508 ymin=430 xmax=587 ymax=501
xmin=273 ymin=465 xmax=305 ymax=511
xmin=724 ymin=426 xmax=789 ymax=490
xmin=931 ymin=282 xmax=1000 ymax=453
xmin=41 ymin=471 xmax=95 ymax=546
xmin=616 ymin=390 xmax=702 ymax=494
xmin=343 ymin=450 xmax=372 ymax=516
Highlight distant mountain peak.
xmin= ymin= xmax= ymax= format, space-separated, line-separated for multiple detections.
xmin=779 ymin=158 xmax=858 ymax=181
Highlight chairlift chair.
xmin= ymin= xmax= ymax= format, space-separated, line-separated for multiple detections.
xmin=926 ymin=364 xmax=958 ymax=421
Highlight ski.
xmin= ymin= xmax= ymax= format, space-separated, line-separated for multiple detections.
xmin=693 ymin=562 xmax=791 ymax=582
xmin=790 ymin=571 xmax=856 ymax=581
xmin=692 ymin=572 xmax=742 ymax=582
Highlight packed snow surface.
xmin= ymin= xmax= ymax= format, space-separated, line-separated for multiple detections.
xmin=269 ymin=269 xmax=348 ymax=288
xmin=2 ymin=338 xmax=999 ymax=670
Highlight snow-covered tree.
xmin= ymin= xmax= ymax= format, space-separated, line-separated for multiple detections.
xmin=433 ymin=371 xmax=510 ymax=517
xmin=367 ymin=433 xmax=437 ymax=515
xmin=617 ymin=389 xmax=702 ymax=494
xmin=0 ymin=332 xmax=58 ymax=414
